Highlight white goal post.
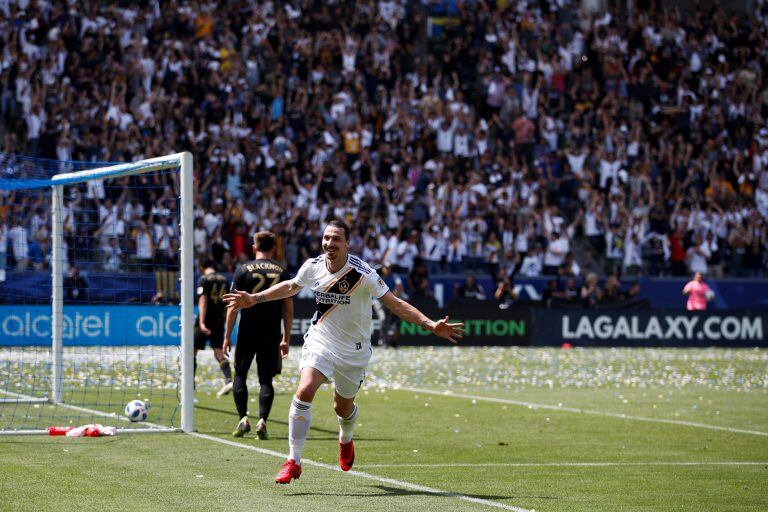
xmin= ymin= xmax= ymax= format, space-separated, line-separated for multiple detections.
xmin=0 ymin=152 xmax=195 ymax=434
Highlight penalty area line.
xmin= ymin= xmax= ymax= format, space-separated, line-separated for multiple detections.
xmin=189 ymin=432 xmax=531 ymax=512
xmin=399 ymin=387 xmax=768 ymax=437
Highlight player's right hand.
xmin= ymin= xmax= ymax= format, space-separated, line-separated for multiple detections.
xmin=223 ymin=290 xmax=256 ymax=310
xmin=279 ymin=339 xmax=289 ymax=359
xmin=222 ymin=337 xmax=231 ymax=357
xmin=199 ymin=324 xmax=211 ymax=335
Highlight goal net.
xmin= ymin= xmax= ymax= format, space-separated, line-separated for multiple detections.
xmin=0 ymin=152 xmax=194 ymax=434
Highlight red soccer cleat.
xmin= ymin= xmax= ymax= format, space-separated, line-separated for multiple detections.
xmin=339 ymin=440 xmax=355 ymax=471
xmin=274 ymin=459 xmax=302 ymax=484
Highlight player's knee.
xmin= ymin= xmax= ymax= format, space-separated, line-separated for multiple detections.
xmin=333 ymin=397 xmax=355 ymax=418
xmin=294 ymin=385 xmax=316 ymax=403
xmin=233 ymin=376 xmax=246 ymax=393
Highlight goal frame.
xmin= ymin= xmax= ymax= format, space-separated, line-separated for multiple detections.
xmin=0 ymin=152 xmax=195 ymax=434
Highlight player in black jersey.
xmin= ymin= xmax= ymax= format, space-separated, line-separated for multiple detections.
xmin=224 ymin=232 xmax=294 ymax=439
xmin=194 ymin=259 xmax=233 ymax=397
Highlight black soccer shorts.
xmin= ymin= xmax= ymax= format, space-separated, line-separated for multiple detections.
xmin=194 ymin=324 xmax=224 ymax=350
xmin=234 ymin=340 xmax=282 ymax=383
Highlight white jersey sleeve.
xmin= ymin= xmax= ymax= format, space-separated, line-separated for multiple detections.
xmin=364 ymin=268 xmax=390 ymax=299
xmin=293 ymin=256 xmax=322 ymax=288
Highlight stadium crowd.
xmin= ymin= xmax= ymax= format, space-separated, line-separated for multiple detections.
xmin=1 ymin=0 xmax=767 ymax=289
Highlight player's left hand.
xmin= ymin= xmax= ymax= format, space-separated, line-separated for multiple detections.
xmin=279 ymin=339 xmax=289 ymax=359
xmin=223 ymin=290 xmax=256 ymax=311
xmin=432 ymin=316 xmax=464 ymax=344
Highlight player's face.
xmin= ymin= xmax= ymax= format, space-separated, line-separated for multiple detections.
xmin=322 ymin=226 xmax=348 ymax=263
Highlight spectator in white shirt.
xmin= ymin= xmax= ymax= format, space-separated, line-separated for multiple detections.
xmin=422 ymin=225 xmax=445 ymax=275
xmin=203 ymin=200 xmax=224 ymax=235
xmin=453 ymin=124 xmax=471 ymax=157
xmin=8 ymin=217 xmax=29 ymax=271
xmin=133 ymin=221 xmax=154 ymax=269
xmin=623 ymin=232 xmax=643 ymax=276
xmin=102 ymin=238 xmax=122 ymax=272
xmin=395 ymin=230 xmax=420 ymax=273
xmin=436 ymin=118 xmax=455 ymax=153
xmin=193 ymin=217 xmax=208 ymax=255
xmin=519 ymin=246 xmax=543 ymax=276
xmin=598 ymin=150 xmax=627 ymax=189
xmin=26 ymin=105 xmax=43 ymax=155
xmin=153 ymin=215 xmax=174 ymax=253
xmin=543 ymin=231 xmax=569 ymax=274
xmin=566 ymin=144 xmax=588 ymax=178
xmin=445 ymin=232 xmax=466 ymax=274
xmin=686 ymin=234 xmax=711 ymax=274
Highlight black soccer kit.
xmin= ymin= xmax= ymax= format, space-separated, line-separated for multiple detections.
xmin=230 ymin=259 xmax=290 ymax=420
xmin=194 ymin=272 xmax=228 ymax=350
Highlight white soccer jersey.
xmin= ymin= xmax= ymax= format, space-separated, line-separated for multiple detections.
xmin=293 ymin=254 xmax=389 ymax=364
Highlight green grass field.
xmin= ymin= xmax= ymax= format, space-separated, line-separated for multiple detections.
xmin=2 ymin=347 xmax=767 ymax=512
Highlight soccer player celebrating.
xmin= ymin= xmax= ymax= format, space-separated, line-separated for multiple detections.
xmin=223 ymin=220 xmax=464 ymax=484
xmin=194 ymin=259 xmax=232 ymax=396
xmin=223 ymin=231 xmax=294 ymax=440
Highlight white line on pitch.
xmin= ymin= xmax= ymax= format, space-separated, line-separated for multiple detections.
xmin=398 ymin=387 xmax=768 ymax=437
xmin=0 ymin=388 xmax=174 ymax=433
xmin=356 ymin=462 xmax=768 ymax=468
xmin=189 ymin=432 xmax=531 ymax=512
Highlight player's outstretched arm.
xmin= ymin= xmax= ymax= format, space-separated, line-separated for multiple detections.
xmin=223 ymin=280 xmax=303 ymax=311
xmin=379 ymin=291 xmax=465 ymax=344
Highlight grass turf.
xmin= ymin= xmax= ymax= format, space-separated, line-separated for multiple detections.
xmin=1 ymin=347 xmax=767 ymax=512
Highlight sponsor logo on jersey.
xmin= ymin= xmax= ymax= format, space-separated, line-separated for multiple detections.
xmin=314 ymin=291 xmax=352 ymax=305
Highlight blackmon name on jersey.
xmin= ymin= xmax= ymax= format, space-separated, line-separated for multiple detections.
xmin=197 ymin=272 xmax=228 ymax=328
xmin=294 ymin=254 xmax=389 ymax=359
xmin=231 ymin=259 xmax=289 ymax=343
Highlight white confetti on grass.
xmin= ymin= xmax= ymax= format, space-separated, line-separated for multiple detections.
xmin=363 ymin=347 xmax=768 ymax=393
xmin=3 ymin=346 xmax=766 ymax=399
xmin=188 ymin=346 xmax=768 ymax=394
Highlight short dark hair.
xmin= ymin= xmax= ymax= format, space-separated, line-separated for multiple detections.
xmin=201 ymin=258 xmax=215 ymax=269
xmin=326 ymin=219 xmax=350 ymax=241
xmin=254 ymin=231 xmax=276 ymax=252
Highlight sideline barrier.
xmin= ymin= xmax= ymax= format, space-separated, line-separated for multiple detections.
xmin=0 ymin=305 xmax=180 ymax=346
xmin=532 ymin=309 xmax=768 ymax=347
xmin=290 ymin=299 xmax=530 ymax=346
xmin=2 ymin=303 xmax=765 ymax=347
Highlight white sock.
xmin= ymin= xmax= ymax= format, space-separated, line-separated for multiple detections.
xmin=338 ymin=403 xmax=358 ymax=443
xmin=288 ymin=397 xmax=312 ymax=465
